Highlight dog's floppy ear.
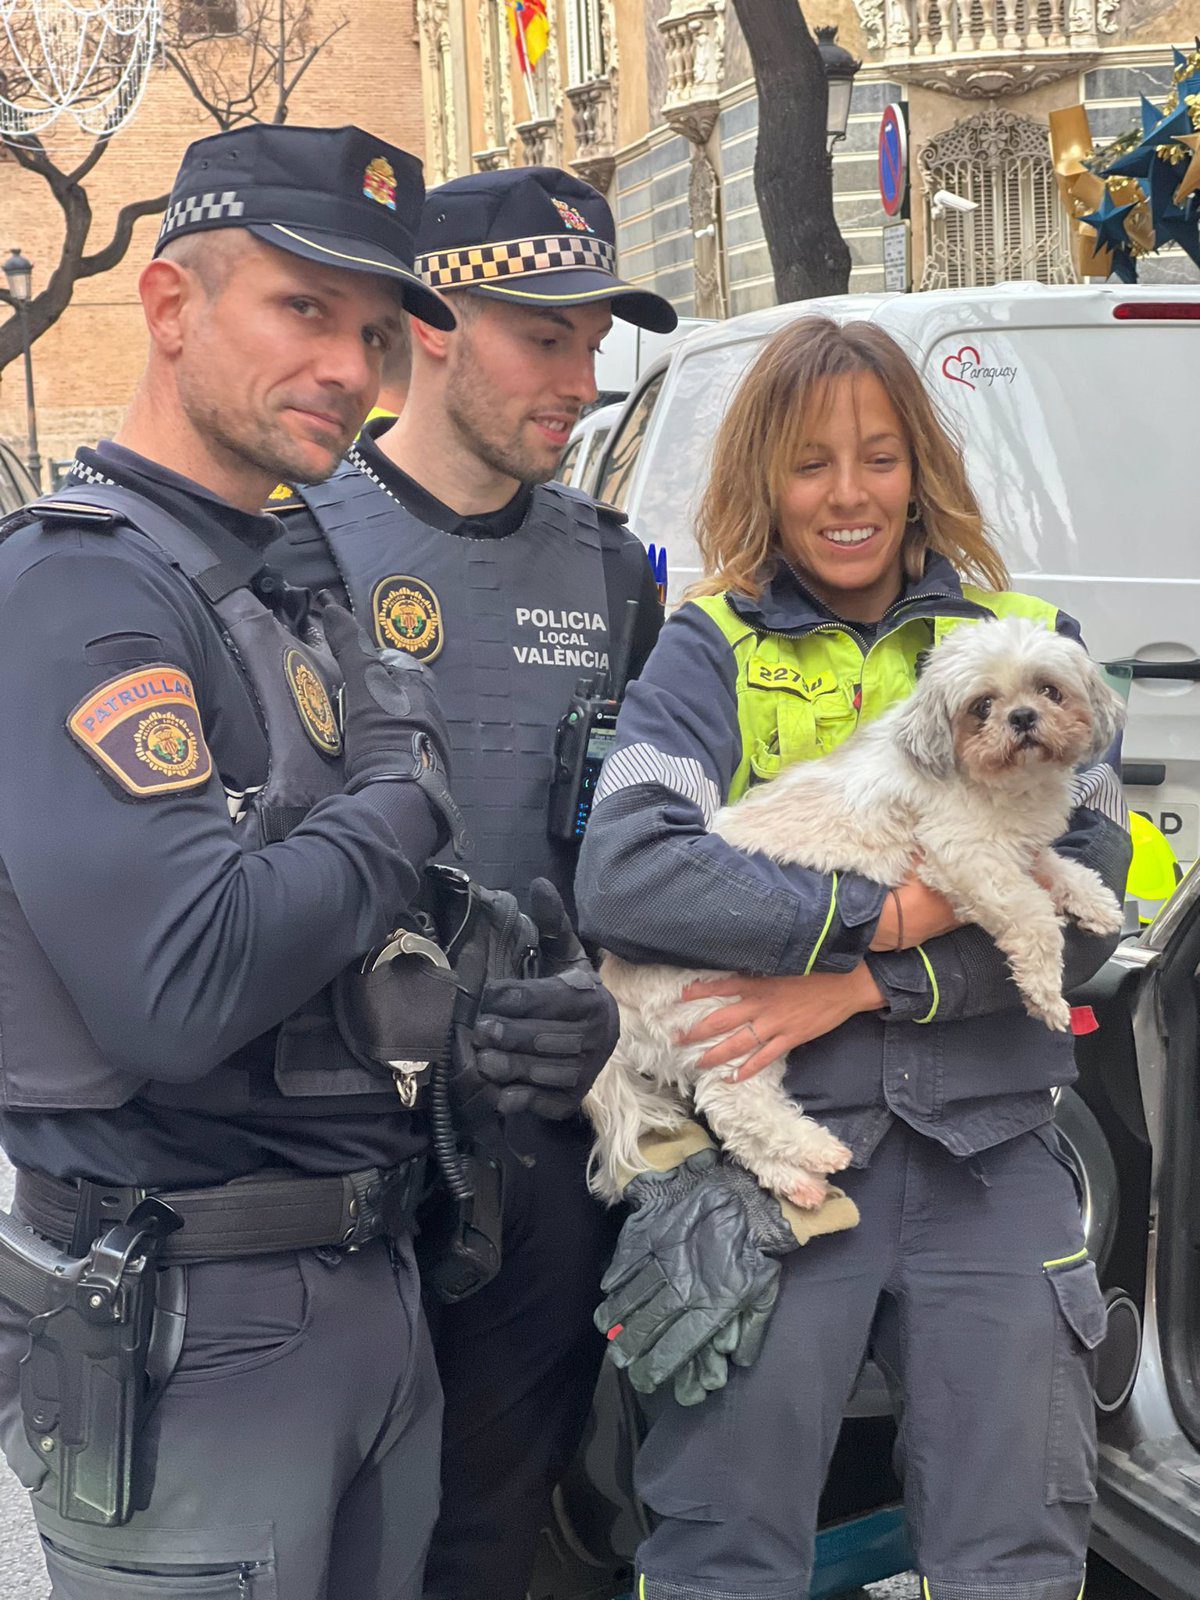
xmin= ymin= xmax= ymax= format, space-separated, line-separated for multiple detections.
xmin=1081 ymin=657 xmax=1127 ymax=764
xmin=892 ymin=669 xmax=957 ymax=779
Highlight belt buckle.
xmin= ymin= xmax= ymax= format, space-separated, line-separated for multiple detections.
xmin=363 ymin=931 xmax=451 ymax=1106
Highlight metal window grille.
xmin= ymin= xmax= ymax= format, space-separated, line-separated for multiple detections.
xmin=919 ymin=106 xmax=1074 ymax=290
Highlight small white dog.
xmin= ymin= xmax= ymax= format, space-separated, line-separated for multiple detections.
xmin=587 ymin=616 xmax=1126 ymax=1210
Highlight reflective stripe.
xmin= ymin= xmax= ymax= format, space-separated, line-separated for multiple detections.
xmin=1071 ymin=763 xmax=1128 ymax=828
xmin=639 ymin=1577 xmax=646 ymax=1600
xmin=804 ymin=872 xmax=838 ymax=975
xmin=924 ymin=1582 xmax=932 ymax=1600
xmin=1043 ymin=1246 xmax=1089 ymax=1271
xmin=594 ymin=741 xmax=721 ymax=824
xmin=915 ymin=946 xmax=940 ymax=1024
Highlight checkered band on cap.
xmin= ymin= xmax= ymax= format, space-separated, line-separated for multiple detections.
xmin=417 ymin=233 xmax=616 ymax=289
xmin=158 ymin=190 xmax=246 ymax=243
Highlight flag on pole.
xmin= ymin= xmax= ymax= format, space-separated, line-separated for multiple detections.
xmin=506 ymin=0 xmax=550 ymax=71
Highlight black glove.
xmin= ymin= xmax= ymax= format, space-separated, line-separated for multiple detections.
xmin=595 ymin=1149 xmax=797 ymax=1406
xmin=470 ymin=879 xmax=618 ymax=1121
xmin=320 ymin=600 xmax=466 ymax=854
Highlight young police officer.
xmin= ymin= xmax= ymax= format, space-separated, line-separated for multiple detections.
xmin=268 ymin=167 xmax=675 ymax=1600
xmin=0 ymin=127 xmax=616 ymax=1600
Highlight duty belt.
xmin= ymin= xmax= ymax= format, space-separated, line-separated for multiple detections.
xmin=14 ymin=1160 xmax=425 ymax=1264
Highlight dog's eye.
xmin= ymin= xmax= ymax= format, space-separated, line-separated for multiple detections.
xmin=1039 ymin=683 xmax=1063 ymax=705
xmin=970 ymin=696 xmax=993 ymax=720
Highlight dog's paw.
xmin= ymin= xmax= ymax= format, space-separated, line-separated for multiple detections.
xmin=782 ymin=1170 xmax=831 ymax=1210
xmin=1025 ymin=992 xmax=1072 ymax=1031
xmin=806 ymin=1131 xmax=853 ymax=1175
xmin=1070 ymin=890 xmax=1123 ymax=937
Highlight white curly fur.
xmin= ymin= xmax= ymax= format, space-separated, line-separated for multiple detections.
xmin=586 ymin=616 xmax=1126 ymax=1209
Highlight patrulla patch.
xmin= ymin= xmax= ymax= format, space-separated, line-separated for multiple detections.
xmin=284 ymin=648 xmax=342 ymax=756
xmin=67 ymin=665 xmax=212 ymax=798
xmin=371 ymin=575 xmax=443 ymax=663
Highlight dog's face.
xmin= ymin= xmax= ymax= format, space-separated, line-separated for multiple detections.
xmin=894 ymin=616 xmax=1126 ymax=784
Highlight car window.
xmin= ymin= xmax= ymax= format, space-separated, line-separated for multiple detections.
xmin=596 ymin=372 xmax=665 ymax=510
xmin=556 ymin=436 xmax=582 ymax=486
xmin=578 ymin=426 xmax=612 ymax=496
xmin=629 ymin=341 xmax=760 ymax=590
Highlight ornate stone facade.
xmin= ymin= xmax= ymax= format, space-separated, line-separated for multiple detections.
xmin=853 ymin=0 xmax=1122 ymax=96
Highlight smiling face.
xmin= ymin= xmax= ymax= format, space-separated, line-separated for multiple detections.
xmin=441 ymin=296 xmax=611 ymax=484
xmin=170 ymin=235 xmax=405 ymax=489
xmin=775 ymin=371 xmax=913 ymax=624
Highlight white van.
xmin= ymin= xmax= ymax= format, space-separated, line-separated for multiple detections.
xmin=590 ymin=283 xmax=1200 ymax=866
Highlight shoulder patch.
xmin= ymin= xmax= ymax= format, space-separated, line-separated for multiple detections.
xmin=67 ymin=666 xmax=212 ymax=798
xmin=284 ymin=648 xmax=342 ymax=757
xmin=371 ymin=575 xmax=443 ymax=663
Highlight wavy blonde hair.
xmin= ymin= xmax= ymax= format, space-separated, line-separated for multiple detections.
xmin=691 ymin=317 xmax=1009 ymax=599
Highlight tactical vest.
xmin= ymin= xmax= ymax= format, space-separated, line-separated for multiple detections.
xmin=0 ymin=484 xmax=401 ymax=1115
xmin=297 ymin=461 xmax=610 ymax=902
xmin=691 ymin=586 xmax=1060 ymax=801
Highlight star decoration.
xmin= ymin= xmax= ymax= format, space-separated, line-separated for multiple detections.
xmin=1149 ymin=148 xmax=1200 ymax=267
xmin=1079 ymin=189 xmax=1139 ymax=277
xmin=1175 ymin=132 xmax=1200 ymax=207
xmin=1103 ymin=96 xmax=1196 ymax=178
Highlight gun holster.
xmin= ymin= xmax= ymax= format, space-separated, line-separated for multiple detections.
xmin=0 ymin=1196 xmax=183 ymax=1526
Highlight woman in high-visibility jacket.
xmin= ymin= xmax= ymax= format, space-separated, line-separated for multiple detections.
xmin=576 ymin=318 xmax=1131 ymax=1600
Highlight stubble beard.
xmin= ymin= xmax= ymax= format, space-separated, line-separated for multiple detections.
xmin=179 ymin=378 xmax=348 ymax=489
xmin=443 ymin=347 xmax=560 ymax=487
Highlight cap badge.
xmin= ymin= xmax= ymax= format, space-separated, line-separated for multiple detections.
xmin=363 ymin=156 xmax=397 ymax=211
xmin=285 ymin=649 xmax=342 ymax=756
xmin=552 ymin=198 xmax=592 ymax=233
xmin=372 ymin=575 xmax=444 ymax=664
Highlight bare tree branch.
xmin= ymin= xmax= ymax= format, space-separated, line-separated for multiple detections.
xmin=0 ymin=0 xmax=348 ymax=378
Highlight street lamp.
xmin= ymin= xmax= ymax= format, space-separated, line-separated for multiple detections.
xmin=816 ymin=25 xmax=862 ymax=158
xmin=3 ymin=247 xmax=42 ymax=492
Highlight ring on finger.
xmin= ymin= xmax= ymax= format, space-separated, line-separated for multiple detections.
xmin=743 ymin=1021 xmax=764 ymax=1050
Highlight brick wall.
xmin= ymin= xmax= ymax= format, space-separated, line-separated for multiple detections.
xmin=0 ymin=0 xmax=426 ymax=474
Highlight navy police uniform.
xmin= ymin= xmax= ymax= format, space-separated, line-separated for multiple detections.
xmin=0 ymin=127 xmax=458 ymax=1600
xmin=268 ymin=167 xmax=674 ymax=1600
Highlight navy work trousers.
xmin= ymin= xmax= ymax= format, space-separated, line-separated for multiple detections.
xmin=635 ymin=1120 xmax=1107 ymax=1600
xmin=422 ymin=1115 xmax=621 ymax=1600
xmin=0 ymin=1236 xmax=441 ymax=1600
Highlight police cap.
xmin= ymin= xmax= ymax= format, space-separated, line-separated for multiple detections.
xmin=154 ymin=124 xmax=455 ymax=331
xmin=416 ymin=167 xmax=677 ymax=334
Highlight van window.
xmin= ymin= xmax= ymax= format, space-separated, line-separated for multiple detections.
xmin=556 ymin=437 xmax=582 ymax=487
xmin=628 ymin=340 xmax=759 ymax=590
xmin=596 ymin=373 xmax=664 ymax=509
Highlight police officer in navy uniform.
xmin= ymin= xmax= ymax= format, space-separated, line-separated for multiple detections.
xmin=267 ymin=167 xmax=675 ymax=1600
xmin=0 ymin=127 xmax=616 ymax=1600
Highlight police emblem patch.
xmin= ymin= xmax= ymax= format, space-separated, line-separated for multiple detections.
xmin=552 ymin=198 xmax=592 ymax=233
xmin=284 ymin=648 xmax=342 ymax=756
xmin=67 ymin=666 xmax=213 ymax=798
xmin=363 ymin=157 xmax=398 ymax=211
xmin=371 ymin=576 xmax=444 ymax=664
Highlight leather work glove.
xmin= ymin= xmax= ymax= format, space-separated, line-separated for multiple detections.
xmin=320 ymin=599 xmax=465 ymax=853
xmin=470 ymin=883 xmax=620 ymax=1120
xmin=470 ymin=879 xmax=619 ymax=1121
xmin=596 ymin=1127 xmax=859 ymax=1406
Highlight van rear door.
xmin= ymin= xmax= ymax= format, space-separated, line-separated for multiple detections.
xmin=909 ymin=290 xmax=1200 ymax=866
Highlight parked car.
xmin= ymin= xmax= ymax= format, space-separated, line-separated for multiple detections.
xmin=0 ymin=436 xmax=36 ymax=515
xmin=589 ymin=282 xmax=1200 ymax=873
xmin=557 ymin=403 xmax=622 ymax=497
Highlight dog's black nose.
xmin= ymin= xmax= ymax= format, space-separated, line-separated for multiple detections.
xmin=1008 ymin=707 xmax=1038 ymax=733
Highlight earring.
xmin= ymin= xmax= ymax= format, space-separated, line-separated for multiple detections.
xmin=906 ymin=499 xmax=923 ymax=525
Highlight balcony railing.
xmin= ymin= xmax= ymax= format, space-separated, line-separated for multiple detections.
xmin=858 ymin=0 xmax=1119 ymax=94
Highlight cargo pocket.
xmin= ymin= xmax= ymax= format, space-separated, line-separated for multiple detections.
xmin=1044 ymin=1253 xmax=1107 ymax=1504
xmin=42 ymin=1534 xmax=278 ymax=1597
